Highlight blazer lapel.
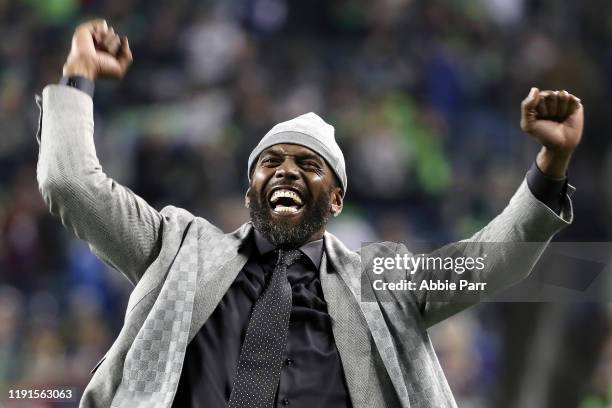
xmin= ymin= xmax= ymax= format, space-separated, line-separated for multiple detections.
xmin=112 ymin=222 xmax=201 ymax=407
xmin=189 ymin=222 xmax=252 ymax=341
xmin=320 ymin=250 xmax=378 ymax=407
xmin=323 ymin=232 xmax=411 ymax=408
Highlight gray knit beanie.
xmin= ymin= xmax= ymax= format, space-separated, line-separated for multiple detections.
xmin=247 ymin=112 xmax=347 ymax=195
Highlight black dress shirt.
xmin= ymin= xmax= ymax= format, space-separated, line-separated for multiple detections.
xmin=171 ymin=231 xmax=352 ymax=408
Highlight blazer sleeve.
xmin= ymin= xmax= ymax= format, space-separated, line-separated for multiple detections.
xmin=401 ymin=178 xmax=574 ymax=327
xmin=36 ymin=85 xmax=163 ymax=285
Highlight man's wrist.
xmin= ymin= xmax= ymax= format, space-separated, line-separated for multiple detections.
xmin=536 ymin=146 xmax=572 ymax=178
xmin=62 ymin=60 xmax=97 ymax=81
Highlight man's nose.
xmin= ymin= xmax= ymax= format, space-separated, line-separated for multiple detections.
xmin=274 ymin=160 xmax=300 ymax=181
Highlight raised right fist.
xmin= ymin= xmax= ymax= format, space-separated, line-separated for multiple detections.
xmin=63 ymin=19 xmax=133 ymax=81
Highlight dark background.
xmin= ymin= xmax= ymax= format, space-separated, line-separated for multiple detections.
xmin=1 ymin=0 xmax=611 ymax=407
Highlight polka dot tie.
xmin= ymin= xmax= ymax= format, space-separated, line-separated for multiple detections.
xmin=228 ymin=249 xmax=302 ymax=408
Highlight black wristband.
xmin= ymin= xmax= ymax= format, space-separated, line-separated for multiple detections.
xmin=59 ymin=75 xmax=95 ymax=98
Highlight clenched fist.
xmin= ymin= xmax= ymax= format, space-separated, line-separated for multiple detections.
xmin=520 ymin=88 xmax=584 ymax=178
xmin=63 ymin=19 xmax=132 ymax=80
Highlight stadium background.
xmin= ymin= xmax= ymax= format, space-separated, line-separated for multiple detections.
xmin=1 ymin=0 xmax=611 ymax=407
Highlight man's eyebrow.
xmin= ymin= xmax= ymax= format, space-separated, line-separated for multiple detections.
xmin=296 ymin=152 xmax=323 ymax=163
xmin=260 ymin=148 xmax=284 ymax=157
xmin=259 ymin=148 xmax=323 ymax=163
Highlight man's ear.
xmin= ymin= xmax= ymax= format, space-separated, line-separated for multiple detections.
xmin=330 ymin=188 xmax=343 ymax=217
xmin=244 ymin=188 xmax=251 ymax=209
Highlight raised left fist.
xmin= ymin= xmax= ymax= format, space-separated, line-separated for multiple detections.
xmin=520 ymin=88 xmax=584 ymax=156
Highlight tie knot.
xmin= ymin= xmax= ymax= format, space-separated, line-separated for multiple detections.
xmin=276 ymin=249 xmax=302 ymax=268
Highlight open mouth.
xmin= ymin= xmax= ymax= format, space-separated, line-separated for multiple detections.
xmin=268 ymin=188 xmax=305 ymax=215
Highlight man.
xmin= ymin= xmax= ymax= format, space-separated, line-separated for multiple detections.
xmin=36 ymin=20 xmax=579 ymax=408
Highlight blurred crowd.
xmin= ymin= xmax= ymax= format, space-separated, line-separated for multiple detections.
xmin=2 ymin=0 xmax=612 ymax=406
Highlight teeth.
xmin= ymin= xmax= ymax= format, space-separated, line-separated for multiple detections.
xmin=270 ymin=189 xmax=303 ymax=205
xmin=274 ymin=205 xmax=299 ymax=214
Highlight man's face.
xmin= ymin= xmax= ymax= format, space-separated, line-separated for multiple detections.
xmin=247 ymin=143 xmax=343 ymax=248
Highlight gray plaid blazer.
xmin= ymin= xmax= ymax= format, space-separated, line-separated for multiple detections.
xmin=36 ymin=85 xmax=573 ymax=408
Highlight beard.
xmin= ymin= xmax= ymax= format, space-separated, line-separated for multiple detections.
xmin=248 ymin=187 xmax=332 ymax=249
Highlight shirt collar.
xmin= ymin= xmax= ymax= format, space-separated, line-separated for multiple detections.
xmin=253 ymin=229 xmax=323 ymax=270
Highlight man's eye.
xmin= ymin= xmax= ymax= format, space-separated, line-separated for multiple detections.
xmin=261 ymin=158 xmax=278 ymax=166
xmin=302 ymin=161 xmax=320 ymax=169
